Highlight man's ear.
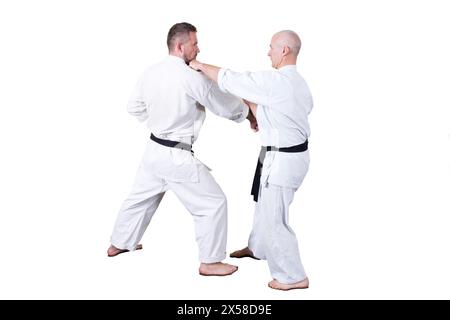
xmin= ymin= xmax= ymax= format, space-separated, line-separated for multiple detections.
xmin=176 ymin=42 xmax=183 ymax=53
xmin=282 ymin=46 xmax=291 ymax=56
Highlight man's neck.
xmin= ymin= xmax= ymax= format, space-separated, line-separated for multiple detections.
xmin=169 ymin=53 xmax=187 ymax=63
xmin=169 ymin=52 xmax=183 ymax=59
xmin=277 ymin=57 xmax=297 ymax=69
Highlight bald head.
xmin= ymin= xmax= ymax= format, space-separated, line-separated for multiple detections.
xmin=272 ymin=30 xmax=301 ymax=56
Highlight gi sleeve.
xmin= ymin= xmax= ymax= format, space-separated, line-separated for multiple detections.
xmin=218 ymin=68 xmax=272 ymax=106
xmin=197 ymin=81 xmax=249 ymax=123
xmin=127 ymin=76 xmax=149 ymax=122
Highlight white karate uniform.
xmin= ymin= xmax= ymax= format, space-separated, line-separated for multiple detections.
xmin=218 ymin=65 xmax=313 ymax=284
xmin=111 ymin=55 xmax=248 ymax=263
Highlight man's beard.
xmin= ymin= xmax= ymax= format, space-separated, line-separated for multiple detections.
xmin=183 ymin=53 xmax=197 ymax=64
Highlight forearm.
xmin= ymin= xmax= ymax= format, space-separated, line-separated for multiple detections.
xmin=245 ymin=102 xmax=259 ymax=132
xmin=127 ymin=101 xmax=149 ymax=122
xmin=244 ymin=99 xmax=258 ymax=117
xmin=246 ymin=108 xmax=256 ymax=121
xmin=194 ymin=62 xmax=220 ymax=83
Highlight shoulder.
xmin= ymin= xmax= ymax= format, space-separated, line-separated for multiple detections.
xmin=246 ymin=69 xmax=282 ymax=84
xmin=138 ymin=61 xmax=165 ymax=79
xmin=233 ymin=69 xmax=277 ymax=79
xmin=245 ymin=70 xmax=282 ymax=91
xmin=184 ymin=67 xmax=212 ymax=90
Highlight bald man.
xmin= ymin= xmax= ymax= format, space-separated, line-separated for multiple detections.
xmin=189 ymin=30 xmax=313 ymax=290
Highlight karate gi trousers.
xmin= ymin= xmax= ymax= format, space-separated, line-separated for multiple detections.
xmin=110 ymin=139 xmax=227 ymax=263
xmin=249 ymin=182 xmax=307 ymax=284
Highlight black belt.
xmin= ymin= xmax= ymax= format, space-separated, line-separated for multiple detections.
xmin=150 ymin=133 xmax=193 ymax=153
xmin=251 ymin=140 xmax=308 ymax=202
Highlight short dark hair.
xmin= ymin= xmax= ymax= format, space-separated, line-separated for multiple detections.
xmin=167 ymin=22 xmax=197 ymax=51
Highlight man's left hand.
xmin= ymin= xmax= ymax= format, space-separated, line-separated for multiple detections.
xmin=189 ymin=59 xmax=202 ymax=71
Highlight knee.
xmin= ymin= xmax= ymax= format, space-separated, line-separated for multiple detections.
xmin=202 ymin=191 xmax=227 ymax=216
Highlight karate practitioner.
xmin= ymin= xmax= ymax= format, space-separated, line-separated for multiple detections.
xmin=108 ymin=22 xmax=256 ymax=277
xmin=189 ymin=30 xmax=313 ymax=289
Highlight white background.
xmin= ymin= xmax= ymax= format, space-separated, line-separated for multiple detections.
xmin=0 ymin=0 xmax=449 ymax=299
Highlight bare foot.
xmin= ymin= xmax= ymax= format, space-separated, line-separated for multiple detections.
xmin=107 ymin=244 xmax=142 ymax=257
xmin=268 ymin=277 xmax=309 ymax=291
xmin=230 ymin=247 xmax=259 ymax=260
xmin=199 ymin=262 xmax=238 ymax=276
